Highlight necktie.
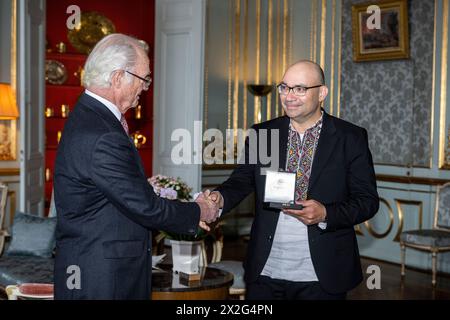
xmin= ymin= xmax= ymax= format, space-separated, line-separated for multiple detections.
xmin=120 ymin=115 xmax=129 ymax=136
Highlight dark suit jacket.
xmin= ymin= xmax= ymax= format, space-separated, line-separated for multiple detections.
xmin=53 ymin=93 xmax=200 ymax=299
xmin=216 ymin=111 xmax=379 ymax=294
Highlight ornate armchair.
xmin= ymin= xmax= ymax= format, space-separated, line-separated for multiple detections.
xmin=400 ymin=182 xmax=450 ymax=286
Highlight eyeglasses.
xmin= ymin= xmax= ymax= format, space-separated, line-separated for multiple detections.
xmin=125 ymin=70 xmax=152 ymax=90
xmin=277 ymin=83 xmax=322 ymax=97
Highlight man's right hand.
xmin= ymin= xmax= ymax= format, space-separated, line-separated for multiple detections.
xmin=209 ymin=191 xmax=224 ymax=208
xmin=195 ymin=192 xmax=219 ymax=224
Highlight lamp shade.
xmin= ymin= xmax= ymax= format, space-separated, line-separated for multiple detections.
xmin=0 ymin=83 xmax=19 ymax=120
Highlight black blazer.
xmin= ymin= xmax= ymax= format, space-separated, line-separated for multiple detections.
xmin=216 ymin=111 xmax=379 ymax=294
xmin=53 ymin=93 xmax=200 ymax=299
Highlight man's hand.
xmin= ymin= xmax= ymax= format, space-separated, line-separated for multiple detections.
xmin=195 ymin=191 xmax=219 ymax=226
xmin=198 ymin=220 xmax=210 ymax=232
xmin=196 ymin=190 xmax=223 ymax=231
xmin=209 ymin=191 xmax=224 ymax=208
xmin=283 ymin=199 xmax=327 ymax=225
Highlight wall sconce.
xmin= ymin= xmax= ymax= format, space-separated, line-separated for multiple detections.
xmin=0 ymin=83 xmax=19 ymax=120
xmin=247 ymin=84 xmax=273 ymax=97
xmin=247 ymin=84 xmax=273 ymax=123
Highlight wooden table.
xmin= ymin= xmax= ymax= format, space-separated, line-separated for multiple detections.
xmin=151 ymin=265 xmax=234 ymax=300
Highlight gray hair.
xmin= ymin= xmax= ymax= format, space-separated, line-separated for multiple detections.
xmin=82 ymin=33 xmax=144 ymax=88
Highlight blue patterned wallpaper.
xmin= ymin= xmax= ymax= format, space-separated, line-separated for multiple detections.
xmin=340 ymin=0 xmax=434 ymax=166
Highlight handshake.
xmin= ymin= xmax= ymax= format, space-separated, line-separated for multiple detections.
xmin=194 ymin=190 xmax=224 ymax=231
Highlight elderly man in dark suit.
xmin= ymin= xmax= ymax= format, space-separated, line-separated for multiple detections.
xmin=209 ymin=60 xmax=379 ymax=300
xmin=53 ymin=33 xmax=218 ymax=300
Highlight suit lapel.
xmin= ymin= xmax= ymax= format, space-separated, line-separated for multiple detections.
xmin=308 ymin=111 xmax=339 ymax=192
xmin=277 ymin=116 xmax=290 ymax=170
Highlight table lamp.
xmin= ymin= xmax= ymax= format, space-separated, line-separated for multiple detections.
xmin=0 ymin=83 xmax=19 ymax=120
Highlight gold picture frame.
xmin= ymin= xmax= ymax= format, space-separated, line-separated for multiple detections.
xmin=352 ymin=0 xmax=409 ymax=62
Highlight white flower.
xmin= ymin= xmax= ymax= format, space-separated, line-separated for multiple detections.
xmin=160 ymin=187 xmax=178 ymax=200
xmin=148 ymin=174 xmax=192 ymax=201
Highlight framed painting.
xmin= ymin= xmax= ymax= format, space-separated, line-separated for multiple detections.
xmin=352 ymin=0 xmax=409 ymax=62
xmin=0 ymin=120 xmax=17 ymax=161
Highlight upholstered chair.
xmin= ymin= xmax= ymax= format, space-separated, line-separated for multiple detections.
xmin=400 ymin=182 xmax=450 ymax=286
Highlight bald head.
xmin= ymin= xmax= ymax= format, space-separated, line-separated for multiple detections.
xmin=284 ymin=60 xmax=325 ymax=85
xmin=279 ymin=59 xmax=328 ymax=131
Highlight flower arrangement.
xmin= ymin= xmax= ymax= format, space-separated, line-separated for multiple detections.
xmin=148 ymin=175 xmax=207 ymax=241
xmin=148 ymin=175 xmax=193 ymax=201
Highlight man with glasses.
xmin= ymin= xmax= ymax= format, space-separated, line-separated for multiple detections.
xmin=53 ymin=33 xmax=219 ymax=299
xmin=208 ymin=60 xmax=379 ymax=299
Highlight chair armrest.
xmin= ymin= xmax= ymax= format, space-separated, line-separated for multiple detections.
xmin=0 ymin=229 xmax=10 ymax=257
xmin=5 ymin=285 xmax=19 ymax=300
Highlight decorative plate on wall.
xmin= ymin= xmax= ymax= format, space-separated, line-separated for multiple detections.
xmin=68 ymin=11 xmax=116 ymax=54
xmin=45 ymin=60 xmax=68 ymax=85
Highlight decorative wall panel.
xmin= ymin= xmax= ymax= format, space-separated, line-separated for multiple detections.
xmin=340 ymin=0 xmax=434 ymax=167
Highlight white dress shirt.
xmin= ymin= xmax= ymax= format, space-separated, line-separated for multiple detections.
xmin=85 ymin=89 xmax=122 ymax=121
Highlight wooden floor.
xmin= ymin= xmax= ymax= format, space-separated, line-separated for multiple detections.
xmin=221 ymin=236 xmax=450 ymax=300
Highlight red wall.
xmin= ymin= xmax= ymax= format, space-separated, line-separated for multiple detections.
xmin=45 ymin=0 xmax=155 ymax=209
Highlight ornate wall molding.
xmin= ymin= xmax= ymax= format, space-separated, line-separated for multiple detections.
xmin=364 ymin=198 xmax=394 ymax=239
xmin=394 ymin=199 xmax=423 ymax=242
